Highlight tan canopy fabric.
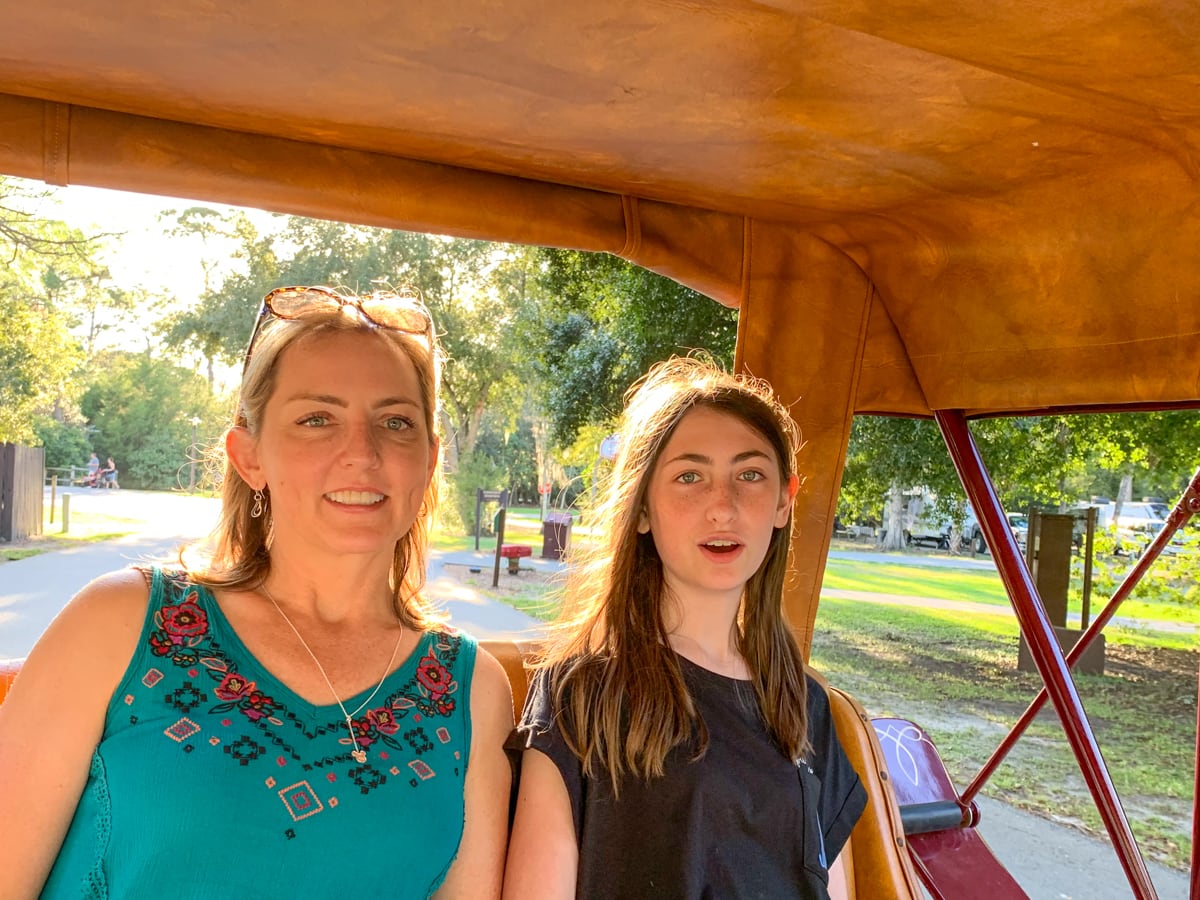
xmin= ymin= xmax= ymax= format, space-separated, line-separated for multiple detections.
xmin=2 ymin=1 xmax=1197 ymax=639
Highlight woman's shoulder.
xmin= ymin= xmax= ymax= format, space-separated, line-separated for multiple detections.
xmin=68 ymin=566 xmax=153 ymax=622
xmin=16 ymin=567 xmax=153 ymax=706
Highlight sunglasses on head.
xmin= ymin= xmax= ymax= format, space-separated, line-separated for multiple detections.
xmin=242 ymin=285 xmax=432 ymax=372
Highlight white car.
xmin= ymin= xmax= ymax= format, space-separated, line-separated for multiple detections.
xmin=967 ymin=512 xmax=1028 ymax=555
xmin=1114 ymin=501 xmax=1167 ymax=554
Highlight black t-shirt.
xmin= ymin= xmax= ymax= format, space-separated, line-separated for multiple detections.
xmin=509 ymin=656 xmax=867 ymax=899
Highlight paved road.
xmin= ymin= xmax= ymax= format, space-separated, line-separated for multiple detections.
xmin=0 ymin=490 xmax=1189 ymax=898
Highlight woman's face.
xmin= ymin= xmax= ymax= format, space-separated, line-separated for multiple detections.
xmin=638 ymin=406 xmax=794 ymax=611
xmin=231 ymin=329 xmax=437 ymax=562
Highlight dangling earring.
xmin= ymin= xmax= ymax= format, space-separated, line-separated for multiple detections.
xmin=251 ymin=489 xmax=267 ymax=519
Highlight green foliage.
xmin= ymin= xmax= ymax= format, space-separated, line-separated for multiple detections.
xmin=80 ymin=351 xmax=225 ymax=490
xmin=447 ymin=452 xmax=505 ymax=536
xmin=0 ymin=177 xmax=106 ymax=443
xmin=839 ymin=411 xmax=1200 ymax=537
xmin=156 ymin=208 xmax=281 ymax=374
xmin=524 ymin=248 xmax=738 ymax=445
xmin=32 ymin=417 xmax=92 ymax=469
xmin=0 ymin=293 xmax=85 ymax=443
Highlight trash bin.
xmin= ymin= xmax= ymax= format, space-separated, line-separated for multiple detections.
xmin=542 ymin=512 xmax=573 ymax=560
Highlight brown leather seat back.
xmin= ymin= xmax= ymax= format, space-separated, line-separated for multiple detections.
xmin=0 ymin=658 xmax=23 ymax=706
xmin=826 ymin=683 xmax=925 ymax=899
xmin=480 ymin=639 xmax=536 ymax=718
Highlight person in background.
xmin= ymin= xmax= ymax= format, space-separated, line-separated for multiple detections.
xmin=504 ymin=356 xmax=866 ymax=899
xmin=100 ymin=456 xmax=118 ymax=489
xmin=0 ymin=285 xmax=513 ymax=899
xmin=85 ymin=452 xmax=100 ymax=488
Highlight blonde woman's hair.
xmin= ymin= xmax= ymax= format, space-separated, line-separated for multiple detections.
xmin=186 ymin=293 xmax=444 ymax=630
xmin=538 ymin=355 xmax=809 ymax=790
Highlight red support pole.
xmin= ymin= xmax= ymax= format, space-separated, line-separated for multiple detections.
xmin=934 ymin=410 xmax=1157 ymax=900
xmin=964 ymin=468 xmax=1200 ymax=805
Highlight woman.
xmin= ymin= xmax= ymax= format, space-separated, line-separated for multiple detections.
xmin=504 ymin=357 xmax=866 ymax=899
xmin=100 ymin=456 xmax=118 ymax=489
xmin=0 ymin=286 xmax=513 ymax=898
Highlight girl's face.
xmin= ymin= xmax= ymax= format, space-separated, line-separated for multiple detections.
xmin=229 ymin=329 xmax=438 ymax=563
xmin=638 ymin=405 xmax=795 ymax=612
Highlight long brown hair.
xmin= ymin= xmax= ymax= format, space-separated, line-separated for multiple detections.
xmin=186 ymin=294 xmax=445 ymax=630
xmin=539 ymin=356 xmax=809 ymax=790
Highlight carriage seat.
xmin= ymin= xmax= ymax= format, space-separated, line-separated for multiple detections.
xmin=0 ymin=658 xmax=20 ymax=706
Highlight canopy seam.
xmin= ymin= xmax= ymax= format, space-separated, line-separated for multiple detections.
xmin=618 ymin=195 xmax=641 ymax=258
xmin=42 ymin=102 xmax=70 ymax=186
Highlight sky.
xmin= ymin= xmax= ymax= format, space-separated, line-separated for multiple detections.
xmin=43 ymin=182 xmax=275 ymax=295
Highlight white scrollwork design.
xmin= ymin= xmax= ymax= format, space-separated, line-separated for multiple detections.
xmin=873 ymin=721 xmax=935 ymax=787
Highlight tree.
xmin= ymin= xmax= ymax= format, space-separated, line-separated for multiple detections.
xmin=157 ymin=210 xmax=279 ymax=385
xmin=32 ymin=416 xmax=92 ymax=469
xmin=0 ymin=177 xmax=103 ymax=443
xmin=839 ymin=410 xmax=1200 ymax=551
xmin=839 ymin=417 xmax=958 ymax=550
xmin=80 ymin=350 xmax=225 ymax=490
xmin=524 ymin=249 xmax=738 ymax=445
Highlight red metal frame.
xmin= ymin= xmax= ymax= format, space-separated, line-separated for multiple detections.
xmin=963 ymin=468 xmax=1200 ymax=807
xmin=934 ymin=410 xmax=1159 ymax=899
xmin=1194 ymin=647 xmax=1200 ymax=900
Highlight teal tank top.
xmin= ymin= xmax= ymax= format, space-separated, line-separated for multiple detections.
xmin=44 ymin=567 xmax=476 ymax=898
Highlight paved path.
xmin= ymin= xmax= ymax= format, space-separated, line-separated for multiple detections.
xmin=0 ymin=493 xmax=1190 ymax=897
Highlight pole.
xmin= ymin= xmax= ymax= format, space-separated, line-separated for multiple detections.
xmin=49 ymin=475 xmax=57 ymax=524
xmin=61 ymin=493 xmax=70 ymax=534
xmin=1080 ymin=506 xmax=1097 ymax=629
xmin=491 ymin=508 xmax=507 ymax=588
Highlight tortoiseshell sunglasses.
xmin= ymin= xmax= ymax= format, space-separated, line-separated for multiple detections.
xmin=242 ymin=285 xmax=432 ymax=372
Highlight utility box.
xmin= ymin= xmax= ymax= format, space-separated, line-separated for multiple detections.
xmin=542 ymin=512 xmax=573 ymax=560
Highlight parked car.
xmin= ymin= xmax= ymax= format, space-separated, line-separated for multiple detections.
xmin=967 ymin=512 xmax=1028 ymax=555
xmin=1113 ymin=501 xmax=1167 ymax=555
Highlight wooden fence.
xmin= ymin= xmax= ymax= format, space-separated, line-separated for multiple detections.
xmin=0 ymin=443 xmax=44 ymax=542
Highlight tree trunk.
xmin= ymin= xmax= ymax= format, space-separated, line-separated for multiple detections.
xmin=947 ymin=526 xmax=963 ymax=554
xmin=1112 ymin=471 xmax=1133 ymax=530
xmin=880 ymin=484 xmax=908 ymax=550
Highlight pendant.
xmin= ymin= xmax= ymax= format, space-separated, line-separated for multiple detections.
xmin=352 ymin=748 xmax=367 ymax=763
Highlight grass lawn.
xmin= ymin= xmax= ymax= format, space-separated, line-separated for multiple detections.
xmin=823 ymin=556 xmax=1200 ymax=630
xmin=0 ymin=503 xmax=142 ymax=562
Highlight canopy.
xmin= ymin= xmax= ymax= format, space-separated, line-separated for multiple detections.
xmin=2 ymin=1 xmax=1197 ymax=639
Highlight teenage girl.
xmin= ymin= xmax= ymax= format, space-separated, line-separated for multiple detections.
xmin=504 ymin=356 xmax=866 ymax=899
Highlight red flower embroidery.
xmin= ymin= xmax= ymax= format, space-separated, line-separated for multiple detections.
xmin=349 ymin=716 xmax=375 ymax=748
xmin=242 ymin=690 xmax=276 ymax=721
xmin=368 ymin=707 xmax=400 ymax=735
xmin=214 ymin=672 xmax=255 ymax=701
xmin=160 ymin=601 xmax=208 ymax=644
xmin=149 ymin=633 xmax=174 ymax=656
xmin=416 ymin=651 xmax=455 ymax=700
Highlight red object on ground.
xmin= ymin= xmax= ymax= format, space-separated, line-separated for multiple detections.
xmin=498 ymin=544 xmax=532 ymax=574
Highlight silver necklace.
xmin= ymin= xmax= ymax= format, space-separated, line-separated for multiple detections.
xmin=261 ymin=583 xmax=404 ymax=764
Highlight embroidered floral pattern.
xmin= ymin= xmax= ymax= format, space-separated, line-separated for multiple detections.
xmin=416 ymin=651 xmax=455 ymax=699
xmin=161 ymin=599 xmax=209 ymax=640
xmin=214 ymin=672 xmax=254 ymax=701
xmin=144 ymin=569 xmax=464 ymax=784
